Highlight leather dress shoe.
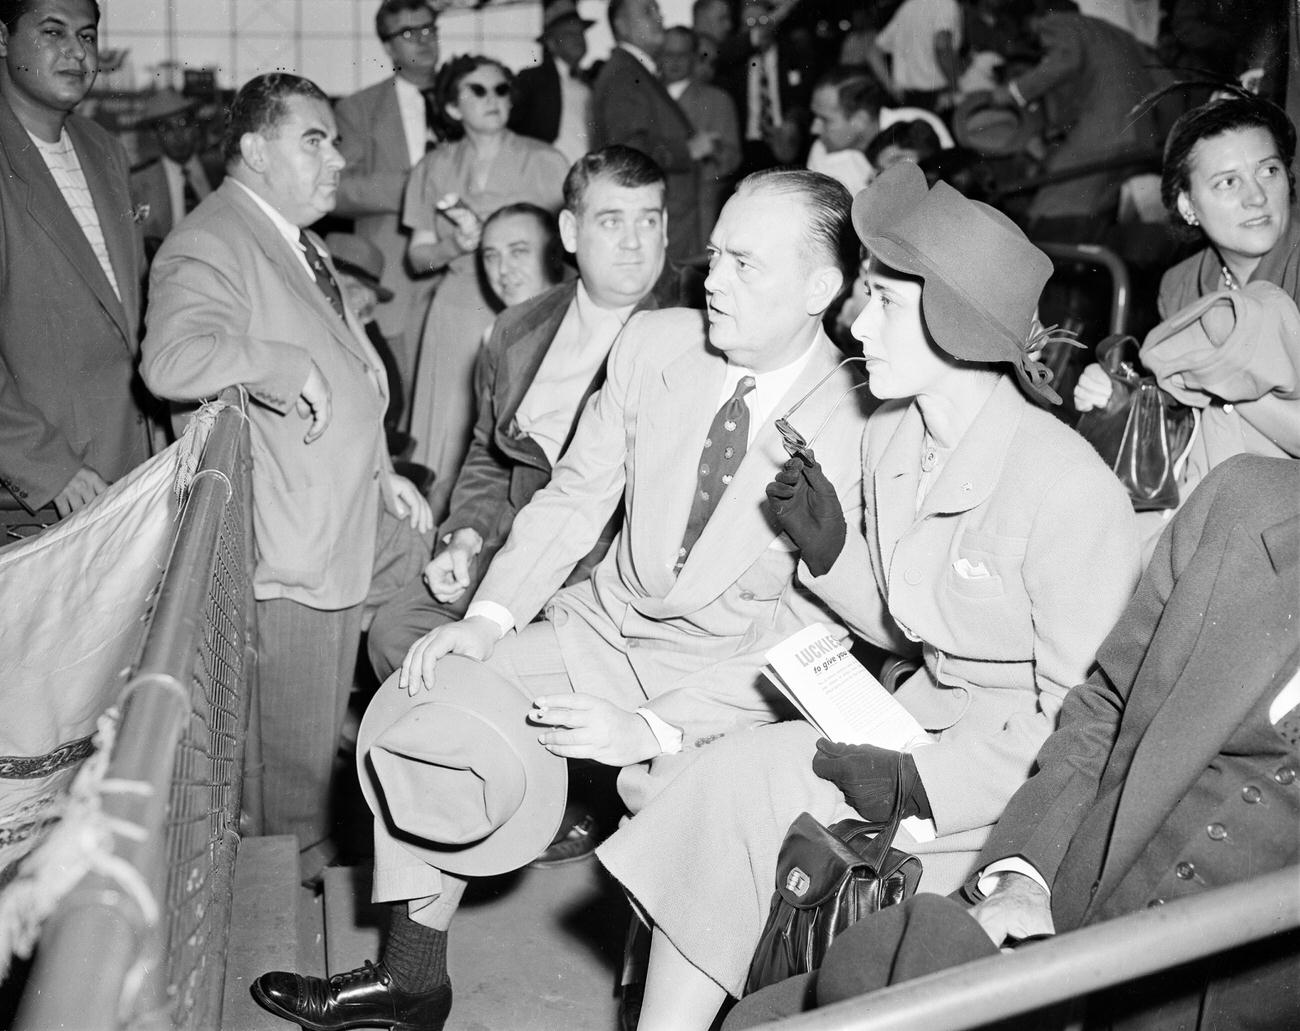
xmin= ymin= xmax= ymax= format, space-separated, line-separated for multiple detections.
xmin=530 ymin=812 xmax=601 ymax=868
xmin=251 ymin=960 xmax=451 ymax=1031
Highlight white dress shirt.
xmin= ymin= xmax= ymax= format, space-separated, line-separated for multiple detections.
xmin=553 ymin=58 xmax=593 ymax=165
xmin=393 ymin=73 xmax=434 ymax=167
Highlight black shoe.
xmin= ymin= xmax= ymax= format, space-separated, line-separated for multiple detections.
xmin=618 ymin=979 xmax=644 ymax=1031
xmin=530 ymin=812 xmax=601 ymax=868
xmin=250 ymin=960 xmax=451 ymax=1031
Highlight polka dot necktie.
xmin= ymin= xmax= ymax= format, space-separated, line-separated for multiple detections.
xmin=675 ymin=375 xmax=756 ymax=574
xmin=298 ymin=231 xmax=345 ymax=321
xmin=1277 ymin=700 xmax=1300 ymax=752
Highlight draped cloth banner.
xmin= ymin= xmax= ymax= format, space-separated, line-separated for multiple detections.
xmin=0 ymin=407 xmax=218 ymax=884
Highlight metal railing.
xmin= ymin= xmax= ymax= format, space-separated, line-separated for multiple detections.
xmin=756 ymin=865 xmax=1300 ymax=1030
xmin=15 ymin=392 xmax=256 ymax=1031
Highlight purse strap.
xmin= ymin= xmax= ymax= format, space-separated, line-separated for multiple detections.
xmin=848 ymin=756 xmax=911 ymax=871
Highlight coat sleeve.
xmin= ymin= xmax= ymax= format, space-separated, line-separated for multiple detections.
xmin=334 ymin=91 xmax=408 ymax=217
xmin=141 ymin=230 xmax=313 ymax=412
xmin=473 ymin=315 xmax=639 ymax=626
xmin=592 ymin=69 xmax=694 ymax=173
xmin=1011 ymin=14 xmax=1083 ymax=105
xmin=912 ymin=459 xmax=1141 ymax=836
xmin=0 ymin=345 xmax=83 ymax=510
xmin=973 ymin=459 xmax=1232 ymax=884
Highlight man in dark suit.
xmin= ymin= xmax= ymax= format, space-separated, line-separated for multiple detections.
xmin=508 ymin=0 xmax=594 ymax=165
xmin=0 ymin=0 xmax=154 ymax=533
xmin=592 ymin=0 xmax=716 ymax=264
xmin=332 ymin=0 xmax=442 ymax=433
xmin=141 ymin=73 xmax=432 ymax=881
xmin=367 ymin=145 xmax=681 ymax=680
xmin=129 ymin=88 xmax=216 ymax=260
xmin=728 ymin=454 xmax=1300 ymax=1031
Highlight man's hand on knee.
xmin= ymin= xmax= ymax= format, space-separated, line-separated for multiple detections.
xmin=398 ymin=615 xmax=500 ymax=696
xmin=971 ymin=872 xmax=1055 ymax=947
xmin=530 ymin=693 xmax=661 ymax=766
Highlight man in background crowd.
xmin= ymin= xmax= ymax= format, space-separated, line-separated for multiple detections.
xmin=510 ymin=0 xmax=594 ymax=165
xmin=130 ymin=88 xmax=217 ymax=260
xmin=478 ymin=201 xmax=567 ymax=310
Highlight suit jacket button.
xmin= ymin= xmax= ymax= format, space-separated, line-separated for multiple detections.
xmin=1206 ymin=823 xmax=1227 ymax=841
xmin=1275 ymin=765 xmax=1297 ymax=785
xmin=1147 ymin=898 xmax=1165 ymax=908
xmin=1175 ymin=861 xmax=1195 ymax=880
xmin=739 ymin=590 xmax=754 ymax=601
xmin=626 ymin=640 xmax=639 ymax=649
xmin=903 ymin=568 xmax=922 ymax=585
xmin=1241 ymin=784 xmax=1262 ymax=803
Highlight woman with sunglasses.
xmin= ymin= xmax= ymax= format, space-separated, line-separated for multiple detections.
xmin=597 ymin=162 xmax=1142 ymax=1031
xmin=1074 ymin=93 xmax=1300 ymax=556
xmin=404 ymin=55 xmax=569 ymax=522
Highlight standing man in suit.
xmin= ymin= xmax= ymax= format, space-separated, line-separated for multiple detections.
xmin=141 ymin=73 xmax=433 ymax=881
xmin=333 ymin=0 xmax=442 ymax=434
xmin=509 ymin=0 xmax=594 ymax=165
xmin=593 ymin=0 xmax=716 ymax=264
xmin=728 ymin=454 xmax=1300 ymax=1031
xmin=129 ymin=88 xmax=216 ymax=261
xmin=0 ymin=0 xmax=154 ymax=533
xmin=251 ymin=168 xmax=868 ymax=1031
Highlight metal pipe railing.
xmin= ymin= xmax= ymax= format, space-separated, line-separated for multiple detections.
xmin=15 ymin=393 xmax=254 ymax=1031
xmin=1037 ymin=242 xmax=1132 ymax=337
xmin=756 ymin=864 xmax=1300 ymax=1031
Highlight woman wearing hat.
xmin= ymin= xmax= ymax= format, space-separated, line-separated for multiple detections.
xmin=597 ymin=162 xmax=1141 ymax=1031
xmin=403 ymin=55 xmax=569 ymax=522
xmin=1075 ymin=94 xmax=1300 ymax=555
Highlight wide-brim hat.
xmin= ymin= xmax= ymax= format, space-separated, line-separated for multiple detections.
xmin=137 ymin=88 xmax=199 ymax=127
xmin=357 ymin=660 xmax=567 ymax=876
xmin=952 ymin=90 xmax=1041 ymax=157
xmin=325 ymin=232 xmax=395 ymax=302
xmin=539 ymin=0 xmax=594 ymax=40
xmin=853 ymin=161 xmax=1062 ymax=404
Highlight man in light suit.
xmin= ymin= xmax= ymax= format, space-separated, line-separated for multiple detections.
xmin=333 ymin=0 xmax=441 ymax=433
xmin=592 ymin=0 xmax=717 ymax=264
xmin=141 ymin=73 xmax=432 ymax=879
xmin=728 ymin=455 xmax=1300 ymax=1031
xmin=0 ymin=0 xmax=154 ymax=533
xmin=251 ymin=168 xmax=868 ymax=1031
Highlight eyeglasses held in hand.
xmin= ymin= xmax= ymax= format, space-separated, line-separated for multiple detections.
xmin=463 ymin=82 xmax=512 ymax=99
xmin=384 ymin=24 xmax=437 ymax=43
xmin=775 ymin=357 xmax=869 ymax=462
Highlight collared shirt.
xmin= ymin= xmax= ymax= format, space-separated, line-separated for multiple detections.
xmin=806 ymin=138 xmax=873 ymax=197
xmin=553 ymin=58 xmax=593 ymax=166
xmin=393 ymin=72 xmax=434 ymax=167
xmin=161 ymin=154 xmax=212 ymax=228
xmin=229 ymin=177 xmax=315 ymax=281
xmin=716 ymin=340 xmax=817 ymax=446
xmin=515 ymin=281 xmax=636 ymax=466
xmin=619 ymin=41 xmax=658 ymax=76
xmin=666 ymin=78 xmax=691 ymax=102
xmin=27 ymin=127 xmax=122 ymax=301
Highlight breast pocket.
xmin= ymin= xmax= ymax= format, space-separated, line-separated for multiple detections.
xmin=937 ymin=529 xmax=1031 ymax=656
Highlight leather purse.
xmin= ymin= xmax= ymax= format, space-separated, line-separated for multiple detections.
xmin=1076 ymin=334 xmax=1196 ymax=511
xmin=744 ymin=777 xmax=922 ymax=996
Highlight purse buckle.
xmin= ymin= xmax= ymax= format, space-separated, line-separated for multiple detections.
xmin=784 ymin=867 xmax=811 ymax=898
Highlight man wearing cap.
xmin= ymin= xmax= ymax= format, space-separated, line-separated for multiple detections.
xmin=0 ymin=0 xmax=156 ymax=533
xmin=251 ymin=168 xmax=867 ymax=1031
xmin=509 ymin=0 xmax=594 ymax=165
xmin=593 ymin=0 xmax=715 ymax=263
xmin=141 ymin=73 xmax=433 ymax=884
xmin=332 ymin=0 xmax=442 ymax=433
xmin=129 ymin=88 xmax=217 ymax=258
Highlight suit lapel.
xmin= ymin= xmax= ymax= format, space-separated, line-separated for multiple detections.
xmin=614 ymin=49 xmax=694 ymax=136
xmin=498 ymin=284 xmax=576 ymax=457
xmin=377 ymin=79 xmax=411 ymax=168
xmin=872 ymin=406 xmax=924 ymax=580
xmin=72 ymin=121 xmax=139 ymax=343
xmin=1093 ymin=514 xmax=1300 ymax=907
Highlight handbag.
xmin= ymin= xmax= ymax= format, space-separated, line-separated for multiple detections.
xmin=1076 ymin=334 xmax=1196 ymax=511
xmin=744 ymin=775 xmax=922 ymax=996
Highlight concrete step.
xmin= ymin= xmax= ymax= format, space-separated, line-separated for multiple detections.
xmin=221 ymin=835 xmax=319 ymax=1031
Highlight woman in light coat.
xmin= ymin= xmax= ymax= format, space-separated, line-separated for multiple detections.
xmin=597 ymin=162 xmax=1142 ymax=1031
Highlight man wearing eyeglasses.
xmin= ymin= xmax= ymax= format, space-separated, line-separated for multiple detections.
xmin=129 ymin=88 xmax=219 ymax=260
xmin=332 ymin=0 xmax=442 ymax=435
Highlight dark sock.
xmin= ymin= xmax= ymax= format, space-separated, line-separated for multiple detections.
xmin=382 ymin=905 xmax=448 ymax=992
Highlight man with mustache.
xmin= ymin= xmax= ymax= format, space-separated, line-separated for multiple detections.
xmin=141 ymin=73 xmax=432 ymax=884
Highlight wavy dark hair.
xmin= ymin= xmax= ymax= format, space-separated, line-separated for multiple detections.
xmin=222 ymin=73 xmax=329 ymax=167
xmin=435 ymin=54 xmax=514 ymax=141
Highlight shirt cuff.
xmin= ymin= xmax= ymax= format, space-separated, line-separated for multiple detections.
xmin=464 ymin=600 xmax=514 ymax=638
xmin=636 ymin=708 xmax=684 ymax=755
xmin=976 ymin=857 xmax=1051 ymax=899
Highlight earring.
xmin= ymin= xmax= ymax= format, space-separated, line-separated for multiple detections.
xmin=1183 ymin=211 xmax=1199 ymax=227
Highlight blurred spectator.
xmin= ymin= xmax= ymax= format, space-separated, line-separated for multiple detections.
xmin=510 ymin=0 xmax=595 ymax=164
xmin=661 ymin=25 xmax=741 ymax=238
xmin=866 ymin=119 xmax=943 ymax=172
xmin=478 ymin=202 xmax=567 ymax=309
xmin=807 ymin=67 xmax=887 ymax=196
xmin=0 ymin=0 xmax=155 ymax=532
xmin=838 ymin=8 xmax=876 ymax=67
xmin=1077 ymin=0 xmax=1159 ymax=45
xmin=404 ymin=55 xmax=568 ymax=524
xmin=593 ymin=0 xmax=712 ymax=263
xmin=327 ymin=231 xmax=406 ymax=418
xmin=875 ymin=0 xmax=964 ymax=110
xmin=994 ymin=0 xmax=1159 ymax=237
xmin=695 ymin=30 xmax=722 ymax=85
xmin=129 ymin=89 xmax=216 ymax=260
xmin=692 ymin=0 xmax=733 ymax=44
xmin=333 ymin=0 xmax=443 ymax=437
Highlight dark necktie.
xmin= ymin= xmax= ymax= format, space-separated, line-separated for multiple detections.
xmin=422 ymin=90 xmax=441 ymax=153
xmin=181 ymin=164 xmax=200 ymax=214
xmin=298 ymin=230 xmax=345 ymax=320
xmin=676 ymin=375 xmax=756 ymax=573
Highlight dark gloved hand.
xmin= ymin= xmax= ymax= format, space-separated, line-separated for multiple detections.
xmin=764 ymin=452 xmax=846 ymax=576
xmin=811 ymin=739 xmax=932 ymax=822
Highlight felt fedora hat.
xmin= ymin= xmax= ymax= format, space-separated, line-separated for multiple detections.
xmin=357 ymin=662 xmax=567 ymax=876
xmin=325 ymin=232 xmax=395 ymax=302
xmin=137 ymin=88 xmax=198 ymax=127
xmin=539 ymin=0 xmax=594 ymax=40
xmin=853 ymin=161 xmax=1064 ymax=404
xmin=952 ymin=90 xmax=1041 ymax=157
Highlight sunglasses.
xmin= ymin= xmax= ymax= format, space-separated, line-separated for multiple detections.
xmin=775 ymin=357 xmax=870 ymax=461
xmin=462 ymin=82 xmax=511 ymax=99
xmin=383 ymin=24 xmax=437 ymax=43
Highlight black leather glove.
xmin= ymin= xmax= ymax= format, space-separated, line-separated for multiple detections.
xmin=764 ymin=452 xmax=846 ymax=576
xmin=811 ymin=738 xmax=932 ymax=822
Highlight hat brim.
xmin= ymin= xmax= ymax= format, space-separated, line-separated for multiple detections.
xmin=952 ymin=91 xmax=1040 ymax=157
xmin=538 ymin=14 xmax=594 ymax=40
xmin=333 ymin=260 xmax=395 ymax=302
xmin=357 ymin=661 xmax=567 ymax=876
